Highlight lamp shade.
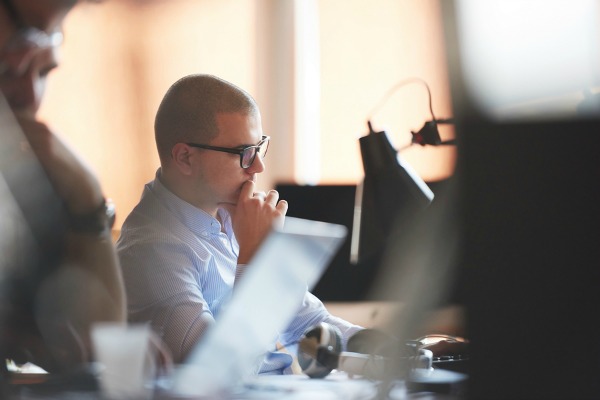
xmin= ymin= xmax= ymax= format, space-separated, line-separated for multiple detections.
xmin=354 ymin=128 xmax=434 ymax=266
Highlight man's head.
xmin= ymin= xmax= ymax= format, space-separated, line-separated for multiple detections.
xmin=155 ymin=74 xmax=261 ymax=164
xmin=155 ymin=74 xmax=267 ymax=213
xmin=0 ymin=0 xmax=79 ymax=114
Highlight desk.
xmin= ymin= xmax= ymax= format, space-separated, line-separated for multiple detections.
xmin=6 ymin=304 xmax=466 ymax=399
xmin=323 ymin=302 xmax=466 ymax=337
xmin=7 ymin=371 xmax=465 ymax=400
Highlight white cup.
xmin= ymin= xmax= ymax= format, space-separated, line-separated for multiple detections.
xmin=91 ymin=323 xmax=157 ymax=399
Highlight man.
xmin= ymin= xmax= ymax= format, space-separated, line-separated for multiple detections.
xmin=0 ymin=0 xmax=126 ymax=373
xmin=117 ymin=74 xmax=362 ymax=373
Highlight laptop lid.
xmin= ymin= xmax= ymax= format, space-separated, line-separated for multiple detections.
xmin=171 ymin=216 xmax=347 ymax=397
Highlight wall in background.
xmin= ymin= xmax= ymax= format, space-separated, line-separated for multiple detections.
xmin=318 ymin=0 xmax=455 ymax=183
xmin=38 ymin=0 xmax=454 ymax=228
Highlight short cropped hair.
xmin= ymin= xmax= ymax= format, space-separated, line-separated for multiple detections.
xmin=154 ymin=74 xmax=258 ymax=164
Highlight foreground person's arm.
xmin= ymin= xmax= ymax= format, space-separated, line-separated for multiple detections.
xmin=17 ymin=113 xmax=126 ymax=370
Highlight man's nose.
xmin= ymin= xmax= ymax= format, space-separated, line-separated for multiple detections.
xmin=247 ymin=153 xmax=266 ymax=174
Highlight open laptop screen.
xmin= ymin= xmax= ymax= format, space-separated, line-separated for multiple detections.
xmin=172 ymin=217 xmax=347 ymax=397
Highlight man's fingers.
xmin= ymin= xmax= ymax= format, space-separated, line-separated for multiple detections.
xmin=240 ymin=180 xmax=256 ymax=199
xmin=264 ymin=190 xmax=279 ymax=206
xmin=276 ymin=199 xmax=288 ymax=215
xmin=252 ymin=191 xmax=267 ymax=200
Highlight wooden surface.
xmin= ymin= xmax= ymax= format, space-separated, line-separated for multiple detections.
xmin=324 ymin=301 xmax=466 ymax=337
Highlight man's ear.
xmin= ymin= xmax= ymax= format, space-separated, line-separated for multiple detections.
xmin=171 ymin=143 xmax=194 ymax=176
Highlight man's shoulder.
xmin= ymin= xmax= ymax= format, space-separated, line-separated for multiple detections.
xmin=116 ymin=220 xmax=203 ymax=277
xmin=117 ymin=212 xmax=187 ymax=254
xmin=117 ymin=190 xmax=177 ymax=248
xmin=118 ymin=184 xmax=181 ymax=240
xmin=116 ymin=183 xmax=216 ymax=261
xmin=116 ymin=206 xmax=209 ymax=261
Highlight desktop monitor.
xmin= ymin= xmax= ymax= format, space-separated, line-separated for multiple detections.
xmin=274 ymin=183 xmax=366 ymax=301
xmin=440 ymin=0 xmax=600 ymax=398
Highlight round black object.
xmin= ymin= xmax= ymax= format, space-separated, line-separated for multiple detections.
xmin=297 ymin=322 xmax=342 ymax=378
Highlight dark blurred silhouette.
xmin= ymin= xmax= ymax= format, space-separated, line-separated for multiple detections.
xmin=0 ymin=0 xmax=126 ymax=378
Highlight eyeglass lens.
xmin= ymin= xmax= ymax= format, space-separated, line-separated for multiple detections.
xmin=241 ymin=139 xmax=269 ymax=168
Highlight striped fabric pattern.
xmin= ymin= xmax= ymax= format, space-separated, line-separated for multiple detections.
xmin=116 ymin=169 xmax=362 ymax=373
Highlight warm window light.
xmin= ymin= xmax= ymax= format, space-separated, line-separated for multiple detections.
xmin=455 ymin=0 xmax=600 ymax=120
xmin=293 ymin=0 xmax=321 ymax=185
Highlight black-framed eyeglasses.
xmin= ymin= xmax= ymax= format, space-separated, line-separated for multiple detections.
xmin=186 ymin=135 xmax=270 ymax=169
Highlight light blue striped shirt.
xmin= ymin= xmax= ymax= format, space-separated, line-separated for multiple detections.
xmin=116 ymin=169 xmax=362 ymax=374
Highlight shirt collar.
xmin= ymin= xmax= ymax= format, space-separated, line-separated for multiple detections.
xmin=149 ymin=168 xmax=230 ymax=238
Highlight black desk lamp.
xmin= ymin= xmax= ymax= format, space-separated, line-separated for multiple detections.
xmin=350 ymin=121 xmax=434 ymax=268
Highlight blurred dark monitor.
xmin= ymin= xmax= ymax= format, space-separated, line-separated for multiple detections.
xmin=274 ymin=184 xmax=360 ymax=301
xmin=275 ymin=179 xmax=451 ymax=302
xmin=441 ymin=1 xmax=600 ymax=398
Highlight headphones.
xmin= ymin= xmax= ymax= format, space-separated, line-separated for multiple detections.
xmin=297 ymin=323 xmax=469 ymax=398
xmin=297 ymin=322 xmax=433 ymax=380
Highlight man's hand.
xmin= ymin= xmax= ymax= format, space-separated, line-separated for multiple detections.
xmin=225 ymin=180 xmax=288 ymax=264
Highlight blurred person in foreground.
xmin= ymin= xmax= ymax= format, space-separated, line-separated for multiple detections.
xmin=0 ymin=0 xmax=126 ymax=375
xmin=116 ymin=74 xmax=363 ymax=373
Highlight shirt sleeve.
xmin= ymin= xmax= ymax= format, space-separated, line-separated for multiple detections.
xmin=118 ymin=234 xmax=215 ymax=363
xmin=279 ymin=292 xmax=364 ymax=352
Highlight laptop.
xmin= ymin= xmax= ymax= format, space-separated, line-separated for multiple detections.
xmin=170 ymin=216 xmax=347 ymax=397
